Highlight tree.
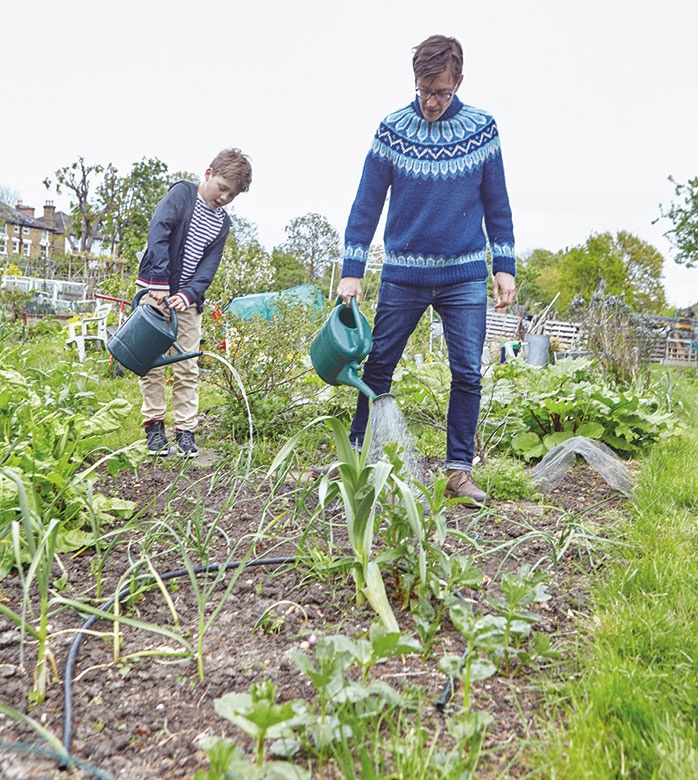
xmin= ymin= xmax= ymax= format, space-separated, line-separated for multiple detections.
xmin=547 ymin=232 xmax=666 ymax=315
xmin=44 ymin=157 xmax=118 ymax=253
xmin=516 ymin=248 xmax=564 ymax=307
xmin=100 ymin=157 xmax=178 ymax=263
xmin=612 ymin=231 xmax=666 ymax=313
xmin=282 ymin=212 xmax=341 ymax=281
xmin=269 ymin=248 xmax=309 ymax=291
xmin=657 ymin=175 xmax=698 ymax=268
xmin=0 ymin=183 xmax=20 ymax=207
xmin=207 ymin=214 xmax=272 ymax=302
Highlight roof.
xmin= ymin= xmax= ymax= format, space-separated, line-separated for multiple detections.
xmin=0 ymin=201 xmax=53 ymax=230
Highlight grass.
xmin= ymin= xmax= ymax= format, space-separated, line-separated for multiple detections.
xmin=536 ymin=368 xmax=698 ymax=778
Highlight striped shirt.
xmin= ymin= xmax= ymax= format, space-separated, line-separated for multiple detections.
xmin=180 ymin=195 xmax=226 ymax=284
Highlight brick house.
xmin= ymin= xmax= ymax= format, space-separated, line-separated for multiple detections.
xmin=0 ymin=201 xmax=57 ymax=262
xmin=0 ymin=200 xmax=111 ymax=265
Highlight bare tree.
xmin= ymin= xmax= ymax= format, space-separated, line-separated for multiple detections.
xmin=44 ymin=157 xmax=118 ymax=253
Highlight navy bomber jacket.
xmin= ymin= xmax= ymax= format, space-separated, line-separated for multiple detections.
xmin=136 ymin=181 xmax=232 ymax=312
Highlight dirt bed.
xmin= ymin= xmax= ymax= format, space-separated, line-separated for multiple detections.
xmin=0 ymin=454 xmax=628 ymax=779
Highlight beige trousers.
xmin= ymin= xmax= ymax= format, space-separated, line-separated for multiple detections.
xmin=138 ymin=294 xmax=202 ymax=431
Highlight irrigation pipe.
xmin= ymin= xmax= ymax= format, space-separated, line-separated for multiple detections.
xmin=0 ymin=739 xmax=113 ymax=780
xmin=59 ymin=555 xmax=296 ymax=771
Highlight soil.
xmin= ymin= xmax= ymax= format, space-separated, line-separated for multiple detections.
xmin=0 ymin=449 xmax=629 ymax=780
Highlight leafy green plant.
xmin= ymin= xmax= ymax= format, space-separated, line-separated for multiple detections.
xmin=0 ymin=365 xmax=141 ymax=579
xmin=485 ymin=564 xmax=557 ymax=676
xmin=484 ymin=357 xmax=676 ymax=461
xmin=472 ymin=456 xmax=542 ymax=501
xmin=202 ymin=300 xmax=351 ymax=459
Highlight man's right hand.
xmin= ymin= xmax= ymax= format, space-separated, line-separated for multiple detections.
xmin=337 ymin=277 xmax=363 ymax=306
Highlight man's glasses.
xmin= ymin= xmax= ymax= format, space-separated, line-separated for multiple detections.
xmin=416 ymin=87 xmax=455 ymax=104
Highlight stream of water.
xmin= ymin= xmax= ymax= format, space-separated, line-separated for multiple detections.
xmin=365 ymin=395 xmax=425 ymax=483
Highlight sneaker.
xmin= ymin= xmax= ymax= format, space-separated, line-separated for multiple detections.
xmin=145 ymin=419 xmax=169 ymax=456
xmin=444 ymin=469 xmax=486 ymax=505
xmin=175 ymin=429 xmax=198 ymax=458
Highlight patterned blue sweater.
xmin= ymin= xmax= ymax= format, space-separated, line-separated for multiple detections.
xmin=343 ymin=95 xmax=515 ymax=286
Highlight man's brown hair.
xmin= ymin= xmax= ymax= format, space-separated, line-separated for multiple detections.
xmin=412 ymin=35 xmax=463 ymax=82
xmin=209 ymin=148 xmax=253 ymax=195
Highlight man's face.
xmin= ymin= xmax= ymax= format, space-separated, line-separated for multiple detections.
xmin=199 ymin=170 xmax=238 ymax=209
xmin=415 ymin=70 xmax=463 ymax=122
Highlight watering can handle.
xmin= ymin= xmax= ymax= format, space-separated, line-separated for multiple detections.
xmin=335 ymin=295 xmax=369 ymax=345
xmin=131 ymin=288 xmax=178 ymax=333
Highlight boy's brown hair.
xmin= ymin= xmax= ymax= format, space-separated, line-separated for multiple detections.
xmin=210 ymin=148 xmax=253 ymax=195
xmin=412 ymin=35 xmax=463 ymax=82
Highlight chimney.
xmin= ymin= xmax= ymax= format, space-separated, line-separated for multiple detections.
xmin=16 ymin=202 xmax=35 ymax=218
xmin=43 ymin=201 xmax=56 ymax=227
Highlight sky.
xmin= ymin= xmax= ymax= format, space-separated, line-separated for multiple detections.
xmin=3 ymin=0 xmax=698 ymax=308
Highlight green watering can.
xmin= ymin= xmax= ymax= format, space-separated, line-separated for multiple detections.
xmin=107 ymin=289 xmax=203 ymax=377
xmin=310 ymin=297 xmax=378 ymax=400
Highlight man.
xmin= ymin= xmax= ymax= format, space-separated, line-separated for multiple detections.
xmin=337 ymin=34 xmax=516 ymax=504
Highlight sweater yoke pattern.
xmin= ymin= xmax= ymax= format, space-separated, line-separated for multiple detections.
xmin=373 ymin=104 xmax=502 ymax=178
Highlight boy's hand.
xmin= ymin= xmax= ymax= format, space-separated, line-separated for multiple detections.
xmin=167 ymin=294 xmax=188 ymax=311
xmin=149 ymin=290 xmax=169 ymax=303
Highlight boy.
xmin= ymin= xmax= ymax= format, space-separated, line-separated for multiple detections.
xmin=337 ymin=35 xmax=516 ymax=504
xmin=136 ymin=148 xmax=252 ymax=457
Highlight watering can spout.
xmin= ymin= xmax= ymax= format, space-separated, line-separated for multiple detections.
xmin=335 ymin=363 xmax=378 ymax=401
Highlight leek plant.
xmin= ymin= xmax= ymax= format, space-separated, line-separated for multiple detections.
xmin=269 ymin=416 xmax=425 ymax=631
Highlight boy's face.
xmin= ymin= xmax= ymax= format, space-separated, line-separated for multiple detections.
xmin=199 ymin=169 xmax=238 ymax=209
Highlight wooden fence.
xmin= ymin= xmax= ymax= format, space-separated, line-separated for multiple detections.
xmin=483 ymin=311 xmax=698 ymax=365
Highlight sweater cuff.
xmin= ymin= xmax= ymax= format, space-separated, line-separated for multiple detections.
xmin=178 ymin=292 xmax=192 ymax=309
xmin=492 ymin=257 xmax=516 ymax=277
xmin=342 ymin=258 xmax=367 ymax=279
xmin=137 ymin=276 xmax=170 ymax=292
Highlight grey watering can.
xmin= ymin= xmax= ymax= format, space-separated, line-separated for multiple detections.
xmin=310 ymin=297 xmax=380 ymax=400
xmin=107 ymin=289 xmax=203 ymax=377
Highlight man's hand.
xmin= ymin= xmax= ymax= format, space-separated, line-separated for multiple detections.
xmin=493 ymin=272 xmax=516 ymax=310
xmin=337 ymin=277 xmax=363 ymax=306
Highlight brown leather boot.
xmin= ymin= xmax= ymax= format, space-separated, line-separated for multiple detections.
xmin=444 ymin=469 xmax=486 ymax=505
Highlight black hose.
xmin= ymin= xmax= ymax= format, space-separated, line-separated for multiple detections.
xmin=0 ymin=739 xmax=113 ymax=780
xmin=59 ymin=555 xmax=296 ymax=771
xmin=435 ymin=646 xmax=468 ymax=711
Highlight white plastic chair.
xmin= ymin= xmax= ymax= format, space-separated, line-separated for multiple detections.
xmin=66 ymin=302 xmax=112 ymax=361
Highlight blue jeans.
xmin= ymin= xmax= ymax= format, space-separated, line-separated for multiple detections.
xmin=350 ymin=279 xmax=487 ymax=470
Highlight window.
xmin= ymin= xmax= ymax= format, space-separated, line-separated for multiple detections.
xmin=22 ymin=226 xmax=30 ymax=236
xmin=0 ymin=237 xmax=7 ymax=255
xmin=41 ymin=230 xmax=49 ymax=245
xmin=14 ymin=225 xmax=19 ymax=234
xmin=24 ymin=241 xmax=31 ymax=257
xmin=0 ymin=223 xmax=7 ymax=236
xmin=12 ymin=238 xmax=20 ymax=253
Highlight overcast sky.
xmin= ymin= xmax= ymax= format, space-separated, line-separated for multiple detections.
xmin=3 ymin=0 xmax=697 ymax=307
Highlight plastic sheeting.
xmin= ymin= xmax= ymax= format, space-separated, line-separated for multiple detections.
xmin=531 ymin=436 xmax=634 ymax=497
xmin=224 ymin=283 xmax=324 ymax=321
